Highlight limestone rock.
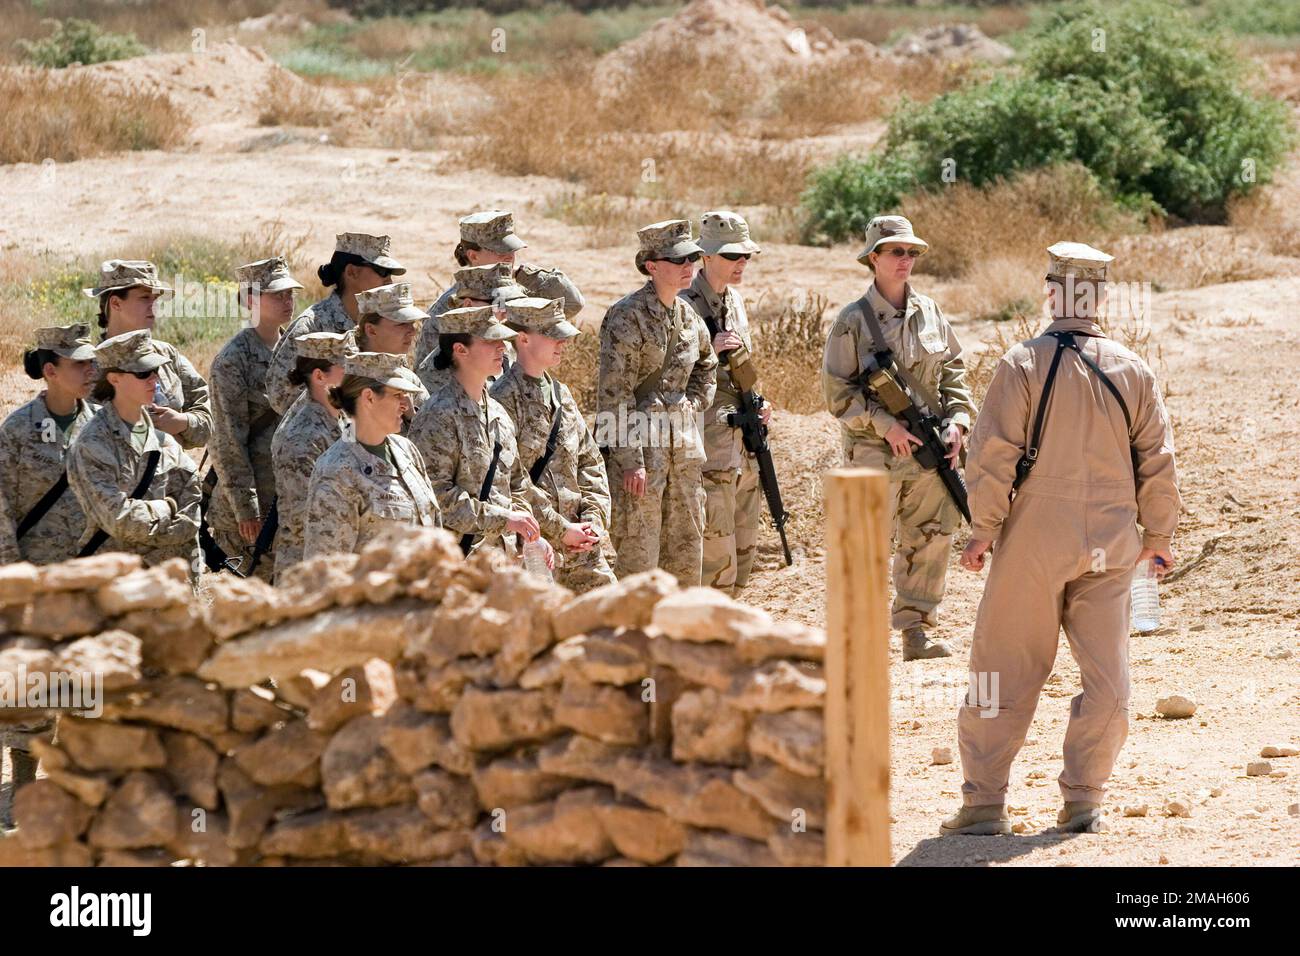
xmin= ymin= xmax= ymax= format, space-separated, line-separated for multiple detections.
xmin=485 ymin=569 xmax=569 ymax=685
xmin=734 ymin=619 xmax=826 ymax=664
xmin=671 ymin=687 xmax=748 ymax=765
xmin=748 ymin=709 xmax=823 ymax=777
xmin=504 ymin=787 xmax=616 ymax=864
xmin=95 ymin=560 xmax=191 ymax=615
xmin=551 ymin=569 xmax=677 ymax=640
xmin=217 ymin=760 xmax=322 ymax=849
xmin=1155 ymin=695 xmax=1197 ymax=719
xmin=168 ymin=805 xmax=237 ymax=865
xmin=0 ymin=835 xmax=93 ymax=866
xmin=1260 ymin=746 xmax=1299 ymax=758
xmin=119 ymin=603 xmax=214 ymax=674
xmin=44 ymin=766 xmax=112 ymax=807
xmin=202 ymin=573 xmax=283 ymax=640
xmin=536 ymin=733 xmax=633 ymax=786
xmin=1163 ymin=799 xmax=1192 ymax=818
xmin=613 ymin=756 xmax=774 ymax=840
xmin=55 ymin=630 xmax=142 ymax=691
xmin=1122 ymin=805 xmax=1149 ymax=817
xmin=342 ymin=806 xmax=471 ymax=863
xmin=379 ymin=704 xmax=474 ymax=775
xmin=733 ymin=760 xmax=825 ymax=828
xmin=162 ymin=731 xmax=220 ymax=810
xmin=13 ymin=779 xmax=92 ymax=848
xmin=1246 ymin=761 xmax=1272 ymax=776
xmin=768 ymin=829 xmax=824 ymax=866
xmin=58 ymin=716 xmax=165 ymax=771
xmin=6 ymin=591 xmax=103 ymax=639
xmin=308 ymin=660 xmax=397 ymax=733
xmin=648 ymin=636 xmax=742 ymax=691
xmin=88 ymin=771 xmax=178 ymax=849
xmin=554 ymin=678 xmax=648 ymax=746
xmin=525 ymin=628 xmax=650 ymax=688
xmin=647 ymin=664 xmax=686 ymax=758
xmin=353 ymin=526 xmax=462 ymax=584
xmin=408 ymin=586 xmax=495 ymax=666
xmin=260 ymin=810 xmax=350 ymax=859
xmin=472 ymin=752 xmax=571 ymax=810
xmin=650 ymin=586 xmax=772 ymax=644
xmin=233 ymin=718 xmax=328 ymax=788
xmin=321 ymin=714 xmax=415 ymax=809
xmin=931 ymin=747 xmax=953 ymax=766
xmin=471 ymin=819 xmax=527 ymax=866
xmin=412 ymin=768 xmax=479 ymax=828
xmin=450 ymin=686 xmax=560 ymax=752
xmin=101 ymin=675 xmax=230 ymax=740
xmin=677 ymin=830 xmax=778 ymax=866
xmin=393 ymin=657 xmax=493 ymax=714
xmin=97 ymin=848 xmax=174 ymax=867
xmin=231 ymin=686 xmax=292 ymax=734
xmin=0 ymin=562 xmax=39 ymax=606
xmin=593 ymin=799 xmax=686 ymax=864
xmin=727 ymin=660 xmax=825 ymax=712
xmin=36 ymin=553 xmax=141 ymax=592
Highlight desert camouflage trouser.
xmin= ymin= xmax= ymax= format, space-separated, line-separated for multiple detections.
xmin=607 ymin=445 xmax=705 ymax=588
xmin=556 ymin=539 xmax=618 ymax=594
xmin=702 ymin=456 xmax=760 ymax=596
xmin=847 ymin=439 xmax=961 ymax=632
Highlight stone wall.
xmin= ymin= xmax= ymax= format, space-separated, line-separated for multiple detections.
xmin=0 ymin=529 xmax=826 ymax=866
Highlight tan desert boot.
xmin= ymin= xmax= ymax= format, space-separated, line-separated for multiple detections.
xmin=939 ymin=804 xmax=1011 ymax=837
xmin=1055 ymin=801 xmax=1104 ymax=833
xmin=903 ymin=627 xmax=952 ymax=661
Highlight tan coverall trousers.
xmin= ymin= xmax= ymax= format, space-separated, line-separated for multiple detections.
xmin=702 ymin=455 xmax=760 ymax=596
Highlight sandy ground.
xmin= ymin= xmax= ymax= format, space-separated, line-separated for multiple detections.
xmin=1 ymin=75 xmax=1298 ymax=867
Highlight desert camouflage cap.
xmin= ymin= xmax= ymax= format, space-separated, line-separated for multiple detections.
xmin=637 ymin=219 xmax=703 ymax=260
xmin=334 ymin=233 xmax=406 ymax=274
xmin=514 ymin=263 xmax=583 ymax=319
xmin=1047 ymin=241 xmax=1113 ymax=282
xmin=502 ymin=296 xmax=579 ymax=340
xmin=459 ymin=210 xmax=526 ymax=255
xmin=35 ymin=324 xmax=96 ymax=361
xmin=699 ymin=210 xmax=761 ymax=256
xmin=438 ymin=305 xmax=517 ymax=342
xmin=294 ymin=331 xmax=351 ymax=363
xmin=82 ymin=259 xmax=174 ymax=299
xmin=355 ymin=282 xmax=426 ymax=324
xmin=237 ymin=256 xmax=304 ymax=294
xmin=453 ymin=263 xmax=527 ymax=305
xmin=856 ymin=215 xmax=929 ymax=265
xmin=95 ymin=329 xmax=168 ymax=374
xmin=343 ymin=351 xmax=422 ymax=393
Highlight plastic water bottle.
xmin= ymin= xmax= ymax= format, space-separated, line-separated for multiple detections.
xmin=522 ymin=538 xmax=552 ymax=583
xmin=153 ymin=382 xmax=167 ymax=405
xmin=1130 ymin=558 xmax=1161 ymax=633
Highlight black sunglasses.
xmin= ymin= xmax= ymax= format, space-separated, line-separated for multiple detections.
xmin=370 ymin=265 xmax=395 ymax=279
xmin=656 ymin=253 xmax=701 ymax=265
xmin=880 ymin=247 xmax=922 ymax=258
xmin=719 ymin=252 xmax=752 ymax=262
xmin=127 ymin=369 xmax=157 ymax=380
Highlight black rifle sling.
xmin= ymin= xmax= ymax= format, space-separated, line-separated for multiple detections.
xmin=460 ymin=440 xmax=502 ymax=556
xmin=16 ymin=474 xmax=70 ymax=539
xmin=78 ymin=449 xmax=162 ymax=557
xmin=529 ymin=393 xmax=564 ymax=486
xmin=857 ymin=297 xmax=945 ymax=416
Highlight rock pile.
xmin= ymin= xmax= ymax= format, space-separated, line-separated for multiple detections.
xmin=888 ymin=24 xmax=1015 ymax=64
xmin=0 ymin=527 xmax=827 ymax=866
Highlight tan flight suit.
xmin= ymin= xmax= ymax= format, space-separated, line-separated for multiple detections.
xmin=822 ymin=283 xmax=976 ymax=631
xmin=678 ymin=272 xmax=761 ymax=596
xmin=597 ymin=281 xmax=717 ymax=586
xmin=957 ymin=316 xmax=1180 ymax=807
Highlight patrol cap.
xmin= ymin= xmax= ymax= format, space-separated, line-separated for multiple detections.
xmin=294 ymin=331 xmax=351 ymax=363
xmin=343 ymin=351 xmax=422 ymax=393
xmin=82 ymin=259 xmax=174 ymax=298
xmin=502 ymin=297 xmax=579 ymax=340
xmin=453 ymin=263 xmax=527 ymax=305
xmin=1046 ymin=241 xmax=1113 ymax=282
xmin=856 ymin=215 xmax=929 ymax=265
xmin=355 ymin=282 xmax=426 ymax=324
xmin=638 ymin=219 xmax=702 ymax=263
xmin=35 ymin=324 xmax=96 ymax=361
xmin=334 ymin=233 xmax=406 ymax=274
xmin=438 ymin=305 xmax=517 ymax=341
xmin=237 ymin=256 xmax=304 ymax=295
xmin=459 ymin=210 xmax=526 ymax=255
xmin=95 ymin=329 xmax=168 ymax=374
xmin=699 ymin=211 xmax=761 ymax=257
xmin=514 ymin=264 xmax=583 ymax=320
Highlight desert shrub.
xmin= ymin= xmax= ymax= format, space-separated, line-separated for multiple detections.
xmin=17 ymin=17 xmax=146 ymax=67
xmin=799 ymin=151 xmax=918 ymax=246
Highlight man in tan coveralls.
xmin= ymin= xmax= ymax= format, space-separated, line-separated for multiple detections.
xmin=942 ymin=242 xmax=1180 ymax=836
xmin=597 ymin=220 xmax=717 ymax=586
xmin=822 ymin=215 xmax=977 ymax=660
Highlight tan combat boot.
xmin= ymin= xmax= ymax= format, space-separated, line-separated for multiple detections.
xmin=903 ymin=627 xmax=952 ymax=661
xmin=939 ymin=804 xmax=1011 ymax=837
xmin=1055 ymin=801 xmax=1104 ymax=833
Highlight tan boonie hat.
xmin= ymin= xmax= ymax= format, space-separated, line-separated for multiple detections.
xmin=459 ymin=210 xmax=526 ymax=255
xmin=334 ymin=233 xmax=406 ymax=274
xmin=454 ymin=263 xmax=527 ymax=305
xmin=503 ymin=297 xmax=579 ymax=340
xmin=95 ymin=329 xmax=167 ymax=374
xmin=355 ymin=282 xmax=426 ymax=324
xmin=514 ymin=263 xmax=583 ymax=320
xmin=438 ymin=305 xmax=517 ymax=342
xmin=294 ymin=331 xmax=351 ymax=363
xmin=856 ymin=215 xmax=929 ymax=265
xmin=343 ymin=351 xmax=422 ymax=393
xmin=237 ymin=256 xmax=304 ymax=295
xmin=698 ymin=211 xmax=761 ymax=257
xmin=36 ymin=324 xmax=96 ymax=361
xmin=1046 ymin=241 xmax=1113 ymax=282
xmin=82 ymin=259 xmax=174 ymax=299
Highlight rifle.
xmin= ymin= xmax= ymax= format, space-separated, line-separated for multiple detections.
xmin=855 ymin=349 xmax=971 ymax=524
xmin=197 ymin=462 xmax=229 ymax=571
xmin=222 ymin=498 xmax=278 ymax=579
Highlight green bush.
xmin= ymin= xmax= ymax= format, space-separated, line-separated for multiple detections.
xmin=799 ymin=152 xmax=918 ymax=246
xmin=17 ymin=18 xmax=147 ymax=68
xmin=1199 ymin=0 xmax=1300 ymax=37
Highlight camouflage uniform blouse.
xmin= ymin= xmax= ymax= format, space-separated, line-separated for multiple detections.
xmin=270 ymin=392 xmax=346 ymax=576
xmin=340 ymin=325 xmax=428 ymax=435
xmin=490 ymin=365 xmax=611 ymax=542
xmin=0 ymin=395 xmax=97 ymax=565
xmin=407 ymin=382 xmax=533 ymax=553
xmin=412 ymin=285 xmax=458 ymax=369
xmin=150 ymin=338 xmax=213 ymax=450
xmin=266 ymin=293 xmax=353 ymax=415
xmin=302 ymin=434 xmax=441 ymax=560
xmin=66 ymin=403 xmax=202 ymax=567
xmin=208 ymin=327 xmax=280 ymax=526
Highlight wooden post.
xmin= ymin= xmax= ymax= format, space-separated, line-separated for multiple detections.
xmin=824 ymin=467 xmax=892 ymax=866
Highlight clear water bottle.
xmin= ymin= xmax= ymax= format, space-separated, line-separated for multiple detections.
xmin=152 ymin=381 xmax=167 ymax=406
xmin=522 ymin=538 xmax=552 ymax=583
xmin=1130 ymin=558 xmax=1161 ymax=633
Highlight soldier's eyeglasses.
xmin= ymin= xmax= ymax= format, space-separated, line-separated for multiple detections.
xmin=127 ymin=370 xmax=157 ymax=380
xmin=719 ymin=253 xmax=752 ymax=261
xmin=370 ymin=266 xmax=395 ymax=279
xmin=881 ymin=247 xmax=922 ymax=258
xmin=657 ymin=253 xmax=701 ymax=265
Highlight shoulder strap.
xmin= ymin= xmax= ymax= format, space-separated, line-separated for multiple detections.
xmin=459 ymin=440 xmax=503 ymax=557
xmin=529 ymin=398 xmax=565 ymax=485
xmin=633 ymin=303 xmax=684 ymax=404
xmin=858 ymin=296 xmax=946 ymax=416
xmin=1062 ymin=334 xmax=1140 ymax=480
xmin=1013 ymin=334 xmax=1071 ymax=491
xmin=16 ymin=473 xmax=70 ymax=540
xmin=78 ymin=449 xmax=162 ymax=558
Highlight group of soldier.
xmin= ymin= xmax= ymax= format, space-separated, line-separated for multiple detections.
xmin=0 ymin=207 xmax=1182 ymax=837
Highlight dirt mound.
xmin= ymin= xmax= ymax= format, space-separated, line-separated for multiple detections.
xmin=889 ymin=23 xmax=1015 ymax=64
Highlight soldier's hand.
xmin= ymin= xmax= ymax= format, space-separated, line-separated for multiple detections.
xmin=884 ymin=422 xmax=923 ymax=459
xmin=238 ymin=518 xmax=262 ymax=545
xmin=942 ymin=423 xmax=966 ymax=467
xmin=759 ymin=403 xmax=772 ymax=426
xmin=538 ymin=537 xmax=556 ymax=571
xmin=506 ymin=512 xmax=540 ymax=541
xmin=960 ymin=538 xmax=993 ymax=572
xmin=713 ymin=331 xmax=742 ymax=354
xmin=623 ymin=468 xmax=647 ymax=498
xmin=1136 ymin=547 xmax=1174 ymax=577
xmin=146 ymin=404 xmax=189 ymax=436
xmin=562 ymin=522 xmax=599 ymax=552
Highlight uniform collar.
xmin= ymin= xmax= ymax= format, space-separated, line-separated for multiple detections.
xmin=103 ymin=402 xmax=162 ymax=452
xmin=690 ymin=271 xmax=727 ymax=319
xmin=866 ymin=281 xmax=919 ymax=320
xmin=1045 ymin=316 xmax=1107 ymax=337
xmin=638 ymin=281 xmax=677 ymax=318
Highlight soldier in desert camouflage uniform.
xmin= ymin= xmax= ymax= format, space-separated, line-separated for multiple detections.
xmin=679 ymin=211 xmax=767 ymax=597
xmin=597 ymin=220 xmax=716 ymax=586
xmin=415 ymin=263 xmax=527 ymax=396
xmin=270 ymin=333 xmax=349 ymax=581
xmin=408 ymin=306 xmax=551 ymax=565
xmin=207 ymin=256 xmax=303 ymax=580
xmin=822 ymin=215 xmax=977 ymax=660
xmin=266 ymin=233 xmax=406 ymax=415
xmin=86 ymin=260 xmax=212 ymax=451
xmin=491 ymin=297 xmax=614 ymax=592
xmin=302 ymin=352 xmax=439 ymax=559
xmin=67 ymin=330 xmax=202 ymax=569
xmin=345 ymin=281 xmax=429 ymax=434
xmin=0 ymin=325 xmax=98 ymax=566
xmin=413 ymin=209 xmax=584 ymax=369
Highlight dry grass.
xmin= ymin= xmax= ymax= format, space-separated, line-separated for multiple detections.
xmin=1227 ymin=178 xmax=1300 ymax=258
xmin=1110 ymin=227 xmax=1277 ymax=290
xmin=801 ymin=3 xmax=1031 ymax=46
xmin=745 ymin=289 xmax=832 ymax=415
xmin=257 ymin=70 xmax=335 ymax=128
xmin=0 ymin=69 xmax=189 ymax=164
